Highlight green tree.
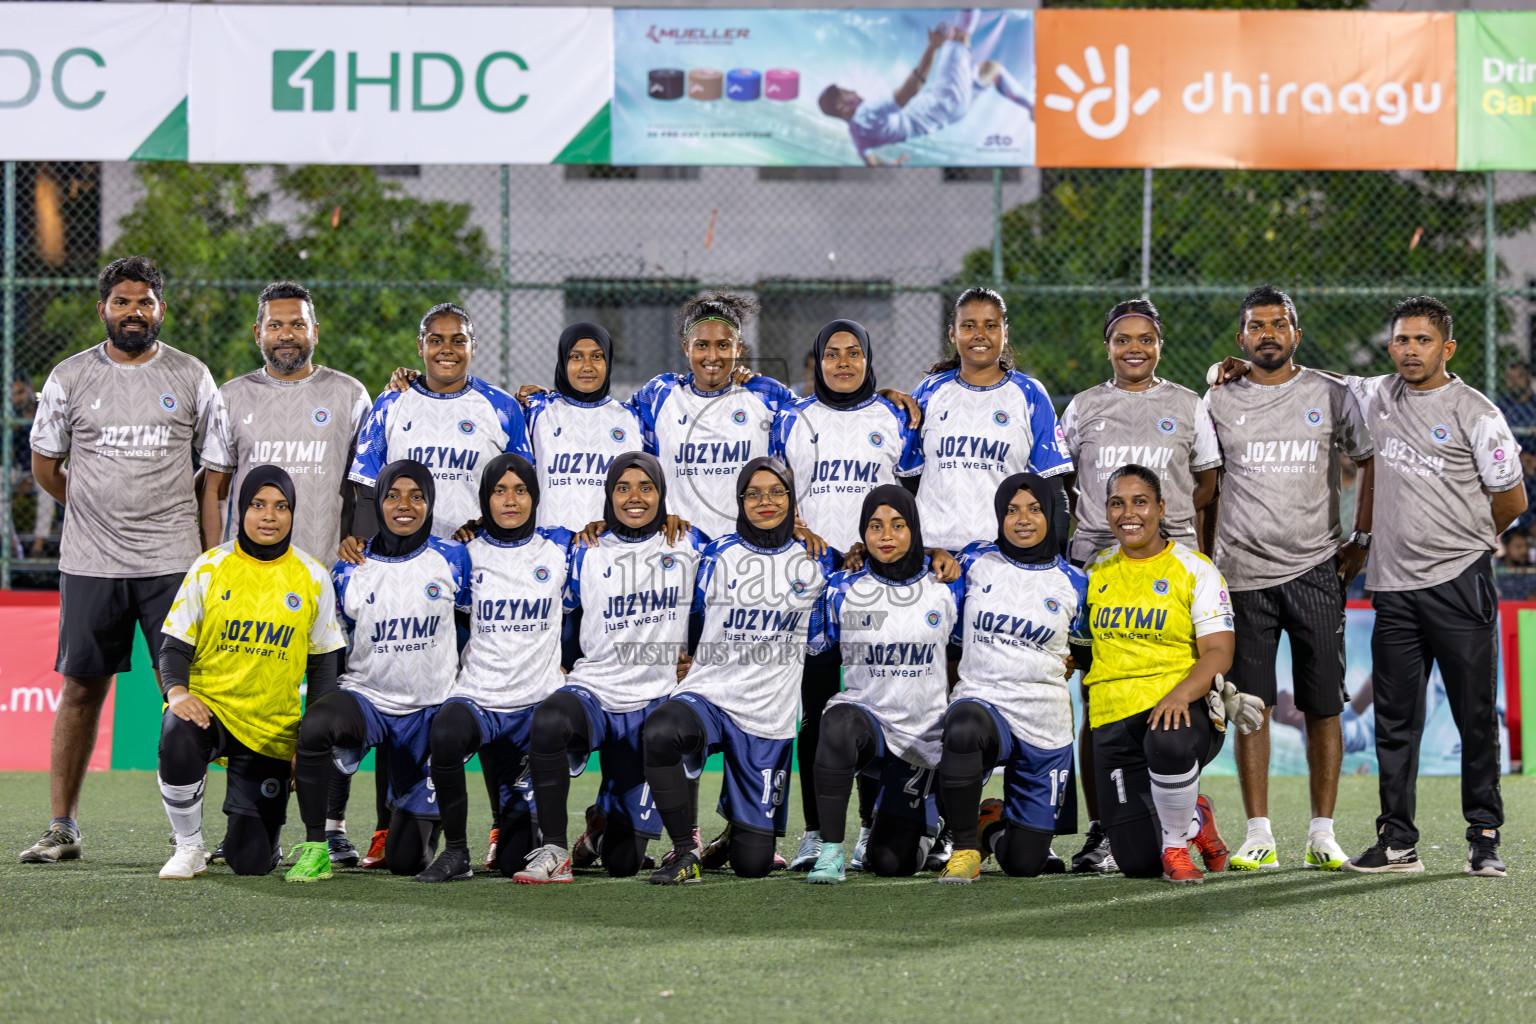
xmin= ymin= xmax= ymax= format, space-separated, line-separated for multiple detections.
xmin=39 ymin=164 xmax=497 ymax=395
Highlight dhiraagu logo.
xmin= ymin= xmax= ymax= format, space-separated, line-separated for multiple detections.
xmin=272 ymin=49 xmax=530 ymax=113
xmin=1044 ymin=45 xmax=1159 ymax=141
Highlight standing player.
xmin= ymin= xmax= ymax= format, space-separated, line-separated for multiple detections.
xmin=285 ymin=461 xmax=471 ymax=881
xmin=513 ymin=453 xmax=707 ymax=883
xmin=1203 ymin=286 xmax=1374 ymax=872
xmin=22 ymin=256 xmax=218 ymax=865
xmin=416 ymin=453 xmax=571 ymax=882
xmin=644 ymin=458 xmax=839 ymax=883
xmin=1082 ymin=465 xmax=1243 ymax=884
xmin=806 ymin=485 xmax=960 ymax=883
xmin=1342 ymin=298 xmax=1523 ymax=876
xmin=1060 ymin=298 xmax=1220 ymax=874
xmin=155 ymin=467 xmax=345 ymax=878
xmin=937 ymin=474 xmax=1086 ymax=882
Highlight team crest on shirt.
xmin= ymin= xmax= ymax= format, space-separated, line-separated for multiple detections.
xmin=992 ymin=410 xmax=1010 ymax=426
xmin=424 ymin=582 xmax=443 ymax=601
xmin=1044 ymin=597 xmax=1061 ymax=615
xmin=313 ymin=407 xmax=331 ymax=425
xmin=611 ymin=427 xmax=627 ymax=442
xmin=790 ymin=579 xmax=808 ymax=595
xmin=1431 ymin=424 xmax=1450 ymax=443
xmin=158 ymin=394 xmax=177 ymax=412
xmin=457 ymin=419 xmax=476 ymax=436
xmin=732 ymin=409 xmax=747 ymax=425
xmin=868 ymin=431 xmax=885 ymax=448
xmin=1305 ymin=408 xmax=1323 ymax=425
xmin=534 ymin=566 xmax=551 ymax=582
xmin=925 ymin=610 xmax=942 ymax=627
xmin=660 ymin=554 xmax=677 ymax=570
xmin=1495 ymin=448 xmax=1507 ymax=461
xmin=1157 ymin=418 xmax=1176 ymax=434
xmin=1223 ymin=615 xmax=1234 ymax=629
xmin=284 ymin=592 xmax=302 ymax=611
xmin=1152 ymin=578 xmax=1170 ymax=595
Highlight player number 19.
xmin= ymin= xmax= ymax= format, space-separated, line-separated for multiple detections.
xmin=759 ymin=769 xmax=786 ymax=808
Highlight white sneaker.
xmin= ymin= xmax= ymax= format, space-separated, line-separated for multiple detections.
xmin=789 ymin=830 xmax=822 ymax=871
xmin=1231 ymin=833 xmax=1280 ymax=871
xmin=159 ymin=844 xmax=211 ymax=880
xmin=1303 ymin=832 xmax=1349 ymax=871
xmin=512 ymin=844 xmax=573 ymax=884
xmin=848 ymin=826 xmax=873 ymax=871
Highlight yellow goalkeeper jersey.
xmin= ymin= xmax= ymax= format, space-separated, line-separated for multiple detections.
xmin=162 ymin=542 xmax=346 ymax=758
xmin=1082 ymin=539 xmax=1233 ymax=728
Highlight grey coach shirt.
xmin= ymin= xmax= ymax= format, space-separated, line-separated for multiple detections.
xmin=30 ymin=341 xmax=217 ymax=578
xmin=1352 ymin=372 xmax=1520 ymax=592
xmin=1204 ymin=368 xmax=1373 ymax=591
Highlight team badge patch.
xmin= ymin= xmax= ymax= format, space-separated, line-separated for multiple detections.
xmin=611 ymin=427 xmax=627 ymax=442
xmin=424 ymin=582 xmax=443 ymax=601
xmin=534 ymin=566 xmax=551 ymax=582
xmin=1223 ymin=615 xmax=1234 ymax=629
xmin=1495 ymin=448 xmax=1507 ymax=461
xmin=1305 ymin=408 xmax=1323 ymax=425
xmin=660 ymin=554 xmax=677 ymax=570
xmin=1219 ymin=589 xmax=1228 ymax=602
xmin=1152 ymin=578 xmax=1170 ymax=595
xmin=284 ymin=592 xmax=302 ymax=611
xmin=868 ymin=431 xmax=885 ymax=448
xmin=1157 ymin=418 xmax=1176 ymax=434
xmin=1044 ymin=597 xmax=1061 ymax=615
xmin=457 ymin=419 xmax=476 ymax=435
xmin=925 ymin=610 xmax=942 ymax=627
xmin=313 ymin=407 xmax=331 ymax=425
xmin=993 ymin=410 xmax=1010 ymax=426
xmin=159 ymin=394 xmax=177 ymax=412
xmin=790 ymin=579 xmax=808 ymax=595
xmin=260 ymin=779 xmax=282 ymax=799
xmin=1431 ymin=424 xmax=1450 ymax=443
xmin=732 ymin=408 xmax=748 ymax=425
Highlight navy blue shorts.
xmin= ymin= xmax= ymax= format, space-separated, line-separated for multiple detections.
xmin=559 ymin=685 xmax=662 ymax=837
xmin=346 ymin=695 xmax=439 ymax=819
xmin=443 ymin=696 xmax=537 ymax=821
xmin=845 ymin=706 xmax=940 ymax=835
xmin=951 ymin=698 xmax=1073 ymax=834
xmin=670 ymin=692 xmax=794 ymax=837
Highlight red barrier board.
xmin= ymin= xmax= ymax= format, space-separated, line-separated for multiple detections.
xmin=0 ymin=592 xmax=114 ymax=771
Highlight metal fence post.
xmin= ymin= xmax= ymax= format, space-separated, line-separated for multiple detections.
xmin=1140 ymin=167 xmax=1153 ymax=300
xmin=500 ymin=164 xmax=512 ymax=391
xmin=991 ymin=167 xmax=1003 ymax=287
xmin=1486 ymin=171 xmax=1498 ymax=400
xmin=2 ymin=160 xmax=15 ymax=590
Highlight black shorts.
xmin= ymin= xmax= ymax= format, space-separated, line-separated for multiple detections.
xmin=1091 ymin=703 xmax=1222 ymax=832
xmin=56 ymin=572 xmax=183 ymax=678
xmin=161 ymin=709 xmax=292 ymax=833
xmin=1229 ymin=559 xmax=1346 ymax=717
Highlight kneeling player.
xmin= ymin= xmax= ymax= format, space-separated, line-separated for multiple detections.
xmin=644 ymin=458 xmax=838 ymax=883
xmin=937 ymin=474 xmax=1084 ymax=883
xmin=156 ymin=467 xmax=346 ymax=879
xmin=417 ymin=454 xmax=572 ymax=882
xmin=514 ymin=454 xmax=707 ymax=883
xmin=286 ymin=461 xmax=470 ymax=881
xmin=806 ymin=485 xmax=959 ymax=882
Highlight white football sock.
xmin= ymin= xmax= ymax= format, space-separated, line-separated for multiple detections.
xmin=1149 ymin=764 xmax=1201 ymax=848
xmin=1309 ymin=817 xmax=1334 ymax=837
xmin=326 ymin=819 xmax=346 ymax=834
xmin=158 ymin=773 xmax=206 ymax=848
xmin=1247 ymin=816 xmax=1273 ymax=839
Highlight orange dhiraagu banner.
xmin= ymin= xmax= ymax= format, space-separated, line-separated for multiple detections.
xmin=1035 ymin=10 xmax=1456 ymax=170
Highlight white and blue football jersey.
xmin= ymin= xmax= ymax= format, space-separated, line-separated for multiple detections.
xmin=952 ymin=543 xmax=1087 ymax=750
xmin=332 ymin=537 xmax=472 ymax=715
xmin=676 ymin=536 xmax=838 ymax=740
xmin=453 ymin=527 xmax=572 ymax=713
xmin=771 ymin=395 xmax=920 ymax=553
xmin=563 ymin=528 xmax=709 ymax=713
xmin=901 ymin=370 xmax=1072 ymax=552
xmin=348 ymin=378 xmax=532 ymax=539
xmin=822 ymin=562 xmax=962 ymax=768
xmin=525 ymin=392 xmax=645 ymax=532
xmin=628 ymin=373 xmax=796 ymax=541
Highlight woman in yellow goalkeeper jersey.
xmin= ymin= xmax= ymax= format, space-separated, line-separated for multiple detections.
xmin=1079 ymin=463 xmax=1239 ymax=884
xmin=153 ymin=465 xmax=346 ymax=880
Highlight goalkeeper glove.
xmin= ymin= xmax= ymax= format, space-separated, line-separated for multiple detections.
xmin=1208 ymin=674 xmax=1264 ymax=735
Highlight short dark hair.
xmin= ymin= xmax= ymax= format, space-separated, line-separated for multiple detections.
xmin=1240 ymin=285 xmax=1298 ymax=330
xmin=1107 ymin=463 xmax=1171 ymax=539
xmin=1104 ymin=297 xmax=1162 ymax=340
xmin=1389 ymin=295 xmax=1453 ymax=341
xmin=98 ymin=255 xmax=162 ymax=303
xmin=419 ymin=302 xmax=474 ymax=341
xmin=258 ymin=280 xmax=314 ymax=321
xmin=817 ymin=85 xmax=842 ymax=117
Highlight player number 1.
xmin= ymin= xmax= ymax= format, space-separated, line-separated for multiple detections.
xmin=1110 ymin=767 xmax=1127 ymax=805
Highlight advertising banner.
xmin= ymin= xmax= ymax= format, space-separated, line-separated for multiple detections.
xmin=0 ymin=594 xmax=114 ymax=772
xmin=1457 ymin=12 xmax=1536 ymax=171
xmin=0 ymin=2 xmax=190 ymax=160
xmin=188 ymin=5 xmax=613 ymax=164
xmin=612 ymin=8 xmax=1036 ymax=167
xmin=1035 ymin=10 xmax=1455 ymax=170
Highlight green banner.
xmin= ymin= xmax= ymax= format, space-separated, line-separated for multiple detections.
xmin=1458 ymin=12 xmax=1536 ymax=170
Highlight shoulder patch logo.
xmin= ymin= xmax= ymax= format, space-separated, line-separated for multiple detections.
xmin=534 ymin=566 xmax=551 ymax=582
xmin=1431 ymin=424 xmax=1450 ymax=443
xmin=732 ymin=408 xmax=748 ymax=425
xmin=424 ymin=582 xmax=443 ymax=601
xmin=925 ymin=610 xmax=942 ymax=627
xmin=1157 ymin=418 xmax=1176 ymax=434
xmin=313 ymin=407 xmax=331 ymax=425
xmin=284 ymin=592 xmax=302 ymax=611
xmin=1152 ymin=578 xmax=1170 ymax=596
xmin=993 ymin=410 xmax=1010 ymax=426
xmin=1305 ymin=408 xmax=1323 ymax=425
xmin=610 ymin=427 xmax=627 ymax=443
xmin=159 ymin=393 xmax=177 ymax=412
xmin=1494 ymin=447 xmax=1507 ymax=462
xmin=457 ymin=419 xmax=476 ymax=436
xmin=868 ymin=431 xmax=885 ymax=448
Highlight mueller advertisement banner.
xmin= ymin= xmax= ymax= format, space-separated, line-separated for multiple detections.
xmin=611 ymin=8 xmax=1037 ymax=167
xmin=1035 ymin=10 xmax=1456 ymax=170
xmin=0 ymin=2 xmax=190 ymax=160
xmin=1457 ymin=12 xmax=1536 ymax=171
xmin=187 ymin=5 xmax=613 ymax=164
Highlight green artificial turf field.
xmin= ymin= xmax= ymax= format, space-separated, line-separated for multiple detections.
xmin=1 ymin=771 xmax=1531 ymax=1024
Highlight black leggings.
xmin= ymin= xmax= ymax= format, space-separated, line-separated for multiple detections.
xmin=799 ymin=665 xmax=878 ymax=832
xmin=862 ymin=816 xmax=932 ymax=878
xmin=159 ymin=712 xmax=284 ymax=877
xmin=812 ymin=705 xmax=881 ymax=845
xmin=938 ymin=701 xmax=1055 ymax=877
xmin=527 ymin=690 xmax=645 ymax=877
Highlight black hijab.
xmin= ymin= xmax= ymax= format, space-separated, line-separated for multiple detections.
xmin=480 ymin=452 xmax=539 ymax=545
xmin=858 ymin=484 xmax=925 ymax=584
xmin=555 ymin=322 xmax=613 ymax=404
xmin=372 ymin=459 xmax=435 ymax=558
xmin=603 ymin=452 xmax=668 ymax=540
xmin=811 ymin=319 xmax=877 ymax=410
xmin=994 ymin=472 xmax=1059 ymax=565
xmin=736 ymin=456 xmax=797 ymax=551
xmin=237 ymin=465 xmax=296 ymax=562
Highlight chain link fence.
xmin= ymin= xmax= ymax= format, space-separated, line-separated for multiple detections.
xmin=6 ymin=160 xmax=1536 ymax=586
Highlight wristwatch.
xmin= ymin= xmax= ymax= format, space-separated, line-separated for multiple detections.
xmin=1348 ymin=531 xmax=1371 ymax=550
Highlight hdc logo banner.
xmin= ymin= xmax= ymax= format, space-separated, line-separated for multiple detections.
xmin=1457 ymin=12 xmax=1536 ymax=171
xmin=1035 ymin=10 xmax=1456 ymax=170
xmin=188 ymin=5 xmax=613 ymax=163
xmin=0 ymin=2 xmax=189 ymax=160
